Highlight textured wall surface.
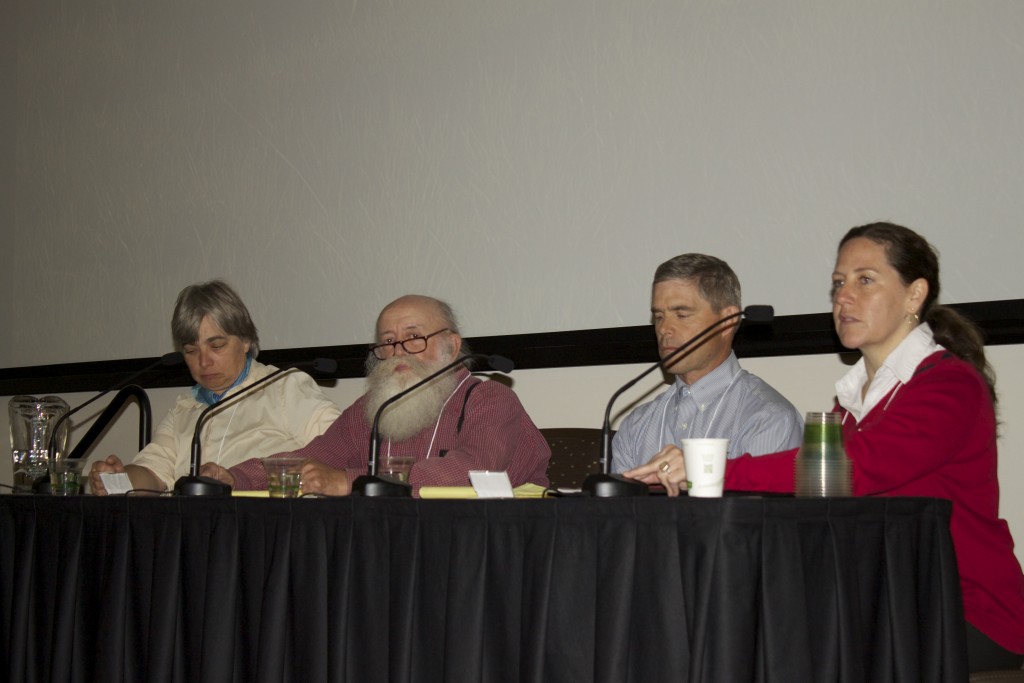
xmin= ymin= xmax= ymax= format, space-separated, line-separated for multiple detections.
xmin=4 ymin=1 xmax=1024 ymax=367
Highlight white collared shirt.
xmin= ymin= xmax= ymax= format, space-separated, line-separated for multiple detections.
xmin=835 ymin=323 xmax=944 ymax=422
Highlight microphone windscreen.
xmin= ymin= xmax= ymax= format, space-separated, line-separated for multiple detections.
xmin=162 ymin=351 xmax=185 ymax=365
xmin=743 ymin=305 xmax=774 ymax=323
xmin=486 ymin=354 xmax=515 ymax=374
xmin=312 ymin=358 xmax=338 ymax=374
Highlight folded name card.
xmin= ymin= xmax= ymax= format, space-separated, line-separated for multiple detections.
xmin=99 ymin=472 xmax=133 ymax=495
xmin=469 ymin=470 xmax=515 ymax=498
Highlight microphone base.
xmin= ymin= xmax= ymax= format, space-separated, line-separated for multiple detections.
xmin=174 ymin=475 xmax=233 ymax=497
xmin=32 ymin=474 xmax=53 ymax=495
xmin=351 ymin=475 xmax=412 ymax=498
xmin=582 ymin=473 xmax=650 ymax=498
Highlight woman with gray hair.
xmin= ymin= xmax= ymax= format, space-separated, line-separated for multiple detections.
xmin=89 ymin=280 xmax=340 ymax=494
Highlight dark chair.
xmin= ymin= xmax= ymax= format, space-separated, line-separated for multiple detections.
xmin=541 ymin=427 xmax=604 ymax=489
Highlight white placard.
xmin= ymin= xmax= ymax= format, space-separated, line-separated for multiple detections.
xmin=468 ymin=471 xmax=514 ymax=498
xmin=98 ymin=472 xmax=133 ymax=495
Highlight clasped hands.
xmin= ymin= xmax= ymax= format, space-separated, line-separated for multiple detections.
xmin=200 ymin=460 xmax=352 ymax=496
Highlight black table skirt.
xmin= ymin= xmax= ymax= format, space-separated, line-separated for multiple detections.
xmin=0 ymin=495 xmax=966 ymax=682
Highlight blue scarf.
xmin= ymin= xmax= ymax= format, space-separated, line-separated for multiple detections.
xmin=192 ymin=356 xmax=253 ymax=406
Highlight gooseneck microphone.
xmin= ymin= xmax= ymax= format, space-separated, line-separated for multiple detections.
xmin=46 ymin=351 xmax=184 ymax=463
xmin=583 ymin=305 xmax=774 ymax=497
xmin=351 ymin=353 xmax=515 ymax=497
xmin=174 ymin=357 xmax=337 ymax=497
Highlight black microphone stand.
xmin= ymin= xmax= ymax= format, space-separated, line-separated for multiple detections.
xmin=37 ymin=352 xmax=183 ymax=493
xmin=582 ymin=305 xmax=773 ymax=497
xmin=351 ymin=353 xmax=515 ymax=497
xmin=46 ymin=352 xmax=182 ymax=463
xmin=174 ymin=358 xmax=337 ymax=497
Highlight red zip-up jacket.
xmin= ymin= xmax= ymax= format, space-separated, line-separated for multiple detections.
xmin=726 ymin=351 xmax=1024 ymax=653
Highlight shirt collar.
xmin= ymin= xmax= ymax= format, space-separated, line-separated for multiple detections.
xmin=673 ymin=351 xmax=741 ymax=401
xmin=835 ymin=324 xmax=942 ymax=419
xmin=192 ymin=355 xmax=254 ymax=406
xmin=886 ymin=323 xmax=942 ymax=383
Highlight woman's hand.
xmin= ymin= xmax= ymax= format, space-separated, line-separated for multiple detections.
xmin=623 ymin=444 xmax=689 ymax=497
xmin=88 ymin=455 xmax=126 ymax=496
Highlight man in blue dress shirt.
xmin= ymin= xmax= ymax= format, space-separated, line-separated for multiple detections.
xmin=612 ymin=253 xmax=803 ymax=473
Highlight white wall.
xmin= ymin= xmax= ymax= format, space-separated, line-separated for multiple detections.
xmin=4 ymin=345 xmax=1024 ymax=567
xmin=4 ymin=0 xmax=1024 ymax=368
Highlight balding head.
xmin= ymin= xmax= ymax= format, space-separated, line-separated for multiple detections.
xmin=376 ymin=295 xmax=461 ymax=336
xmin=370 ymin=294 xmax=464 ymax=371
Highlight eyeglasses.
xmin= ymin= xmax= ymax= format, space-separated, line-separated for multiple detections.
xmin=369 ymin=328 xmax=450 ymax=360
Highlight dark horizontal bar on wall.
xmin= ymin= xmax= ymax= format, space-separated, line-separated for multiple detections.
xmin=1 ymin=299 xmax=1020 ymax=396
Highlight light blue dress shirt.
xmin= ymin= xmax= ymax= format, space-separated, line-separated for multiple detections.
xmin=612 ymin=352 xmax=804 ymax=472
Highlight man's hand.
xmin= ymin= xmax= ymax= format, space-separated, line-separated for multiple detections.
xmin=199 ymin=462 xmax=235 ymax=486
xmin=88 ymin=455 xmax=126 ymax=496
xmin=623 ymin=444 xmax=689 ymax=497
xmin=299 ymin=460 xmax=351 ymax=496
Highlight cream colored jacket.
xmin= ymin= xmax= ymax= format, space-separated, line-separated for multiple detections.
xmin=131 ymin=359 xmax=341 ymax=490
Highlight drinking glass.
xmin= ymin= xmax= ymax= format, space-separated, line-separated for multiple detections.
xmin=262 ymin=457 xmax=305 ymax=498
xmin=794 ymin=412 xmax=852 ymax=497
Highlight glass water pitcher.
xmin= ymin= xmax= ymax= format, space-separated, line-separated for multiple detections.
xmin=9 ymin=395 xmax=70 ymax=493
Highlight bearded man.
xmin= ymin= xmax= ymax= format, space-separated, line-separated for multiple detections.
xmin=208 ymin=295 xmax=550 ymax=496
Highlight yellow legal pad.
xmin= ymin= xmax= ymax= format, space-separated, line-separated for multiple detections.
xmin=419 ymin=483 xmax=547 ymax=499
xmin=232 ymin=484 xmax=548 ymax=498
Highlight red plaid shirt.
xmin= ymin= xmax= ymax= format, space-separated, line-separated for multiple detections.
xmin=230 ymin=369 xmax=550 ymax=495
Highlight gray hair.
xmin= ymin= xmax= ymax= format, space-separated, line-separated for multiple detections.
xmin=653 ymin=253 xmax=741 ymax=312
xmin=430 ymin=298 xmax=472 ymax=362
xmin=433 ymin=298 xmax=462 ymax=336
xmin=171 ymin=280 xmax=260 ymax=357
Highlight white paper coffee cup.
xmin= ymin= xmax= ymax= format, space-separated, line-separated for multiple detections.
xmin=681 ymin=438 xmax=728 ymax=497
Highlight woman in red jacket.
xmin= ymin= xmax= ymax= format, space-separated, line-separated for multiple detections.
xmin=625 ymin=222 xmax=1024 ymax=672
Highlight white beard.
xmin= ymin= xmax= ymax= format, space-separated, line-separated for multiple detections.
xmin=364 ymin=355 xmax=459 ymax=442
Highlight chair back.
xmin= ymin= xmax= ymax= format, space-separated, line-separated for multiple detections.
xmin=541 ymin=428 xmax=604 ymax=489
